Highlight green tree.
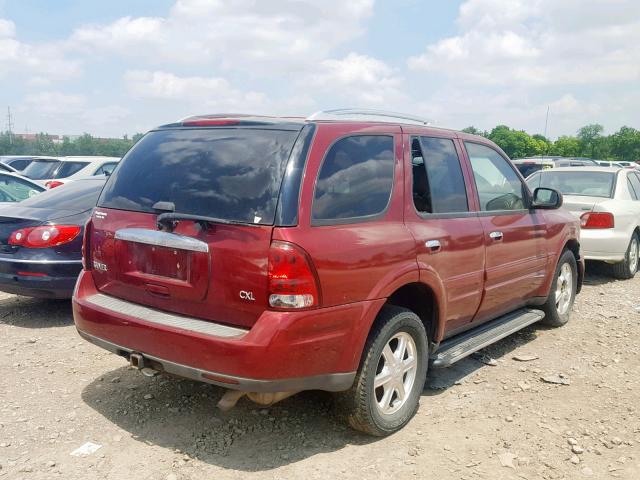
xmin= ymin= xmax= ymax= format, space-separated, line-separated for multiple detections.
xmin=462 ymin=126 xmax=484 ymax=136
xmin=549 ymin=136 xmax=580 ymax=157
xmin=610 ymin=126 xmax=640 ymax=161
xmin=577 ymin=124 xmax=604 ymax=158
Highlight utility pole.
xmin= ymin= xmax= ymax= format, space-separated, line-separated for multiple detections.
xmin=5 ymin=107 xmax=14 ymax=145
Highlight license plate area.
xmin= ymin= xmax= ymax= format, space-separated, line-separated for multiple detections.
xmin=127 ymin=242 xmax=190 ymax=280
xmin=114 ymin=231 xmax=210 ymax=302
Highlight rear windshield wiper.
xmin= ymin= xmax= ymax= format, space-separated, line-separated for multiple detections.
xmin=156 ymin=212 xmax=249 ymax=231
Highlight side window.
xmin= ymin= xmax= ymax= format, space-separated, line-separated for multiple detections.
xmin=312 ymin=135 xmax=394 ymax=223
xmin=102 ymin=163 xmax=117 ymax=175
xmin=628 ymin=173 xmax=640 ymax=200
xmin=465 ymin=142 xmax=525 ymax=211
xmin=95 ymin=163 xmax=117 ymax=176
xmin=412 ymin=137 xmax=468 ymax=214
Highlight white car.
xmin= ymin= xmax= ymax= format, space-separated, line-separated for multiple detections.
xmin=21 ymin=156 xmax=120 ymax=188
xmin=527 ymin=166 xmax=640 ymax=278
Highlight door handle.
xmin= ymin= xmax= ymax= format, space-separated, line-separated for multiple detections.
xmin=489 ymin=231 xmax=503 ymax=241
xmin=425 ymin=239 xmax=442 ymax=252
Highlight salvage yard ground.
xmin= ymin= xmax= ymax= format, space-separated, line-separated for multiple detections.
xmin=1 ymin=264 xmax=639 ymax=480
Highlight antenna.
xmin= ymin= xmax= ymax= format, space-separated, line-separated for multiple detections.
xmin=542 ymin=105 xmax=550 ymax=161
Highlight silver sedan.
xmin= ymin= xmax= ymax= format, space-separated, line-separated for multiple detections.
xmin=527 ymin=166 xmax=640 ymax=279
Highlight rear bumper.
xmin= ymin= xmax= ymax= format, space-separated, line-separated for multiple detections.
xmin=73 ymin=270 xmax=383 ymax=392
xmin=0 ymin=257 xmax=81 ymax=298
xmin=580 ymin=229 xmax=628 ymax=262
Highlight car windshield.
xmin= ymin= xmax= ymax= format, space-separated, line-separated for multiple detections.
xmin=19 ymin=178 xmax=105 ymax=211
xmin=98 ymin=127 xmax=300 ymax=224
xmin=0 ymin=175 xmax=43 ymax=202
xmin=527 ymin=171 xmax=615 ymax=198
xmin=23 ymin=160 xmax=61 ymax=179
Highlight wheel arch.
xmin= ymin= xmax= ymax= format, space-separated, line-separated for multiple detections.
xmin=563 ymin=238 xmax=583 ymax=293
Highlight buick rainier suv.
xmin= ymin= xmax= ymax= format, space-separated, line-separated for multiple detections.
xmin=73 ymin=109 xmax=583 ymax=436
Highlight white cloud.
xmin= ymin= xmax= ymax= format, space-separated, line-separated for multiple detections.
xmin=308 ymin=53 xmax=405 ymax=106
xmin=0 ymin=18 xmax=81 ymax=80
xmin=125 ymin=70 xmax=267 ymax=110
xmin=68 ymin=0 xmax=374 ymax=70
xmin=24 ymin=91 xmax=87 ymax=115
xmin=408 ymin=0 xmax=640 ymax=87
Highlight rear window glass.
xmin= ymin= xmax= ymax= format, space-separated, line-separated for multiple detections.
xmin=526 ymin=171 xmax=615 ymax=198
xmin=515 ymin=163 xmax=543 ymax=178
xmin=312 ymin=135 xmax=394 ymax=223
xmin=98 ymin=128 xmax=299 ymax=224
xmin=23 ymin=160 xmax=61 ymax=180
xmin=19 ymin=178 xmax=104 ymax=210
xmin=56 ymin=161 xmax=89 ymax=178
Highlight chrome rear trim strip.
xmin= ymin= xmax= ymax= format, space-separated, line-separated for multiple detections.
xmin=0 ymin=257 xmax=82 ymax=264
xmin=85 ymin=293 xmax=247 ymax=338
xmin=114 ymin=228 xmax=209 ymax=253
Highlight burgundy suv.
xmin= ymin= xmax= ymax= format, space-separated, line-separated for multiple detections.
xmin=73 ymin=109 xmax=583 ymax=436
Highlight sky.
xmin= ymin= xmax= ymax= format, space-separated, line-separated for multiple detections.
xmin=1 ymin=0 xmax=638 ymax=138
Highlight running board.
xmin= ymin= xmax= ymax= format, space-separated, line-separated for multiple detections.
xmin=430 ymin=308 xmax=545 ymax=368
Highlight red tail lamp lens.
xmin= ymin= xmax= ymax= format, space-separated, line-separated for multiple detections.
xmin=580 ymin=212 xmax=614 ymax=229
xmin=9 ymin=225 xmax=81 ymax=248
xmin=268 ymin=240 xmax=320 ymax=309
xmin=45 ymin=180 xmax=64 ymax=189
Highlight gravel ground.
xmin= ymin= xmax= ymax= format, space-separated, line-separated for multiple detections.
xmin=1 ymin=263 xmax=639 ymax=480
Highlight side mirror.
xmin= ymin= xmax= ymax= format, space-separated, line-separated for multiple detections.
xmin=532 ymin=187 xmax=563 ymax=210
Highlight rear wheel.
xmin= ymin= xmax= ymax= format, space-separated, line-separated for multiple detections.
xmin=337 ymin=306 xmax=428 ymax=436
xmin=541 ymin=250 xmax=577 ymax=327
xmin=612 ymin=233 xmax=639 ymax=280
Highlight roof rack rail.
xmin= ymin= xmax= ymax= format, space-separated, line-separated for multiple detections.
xmin=307 ymin=109 xmax=432 ymax=126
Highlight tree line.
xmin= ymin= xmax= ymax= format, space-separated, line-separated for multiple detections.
xmin=0 ymin=132 xmax=144 ymax=158
xmin=1 ymin=124 xmax=639 ymax=162
xmin=462 ymin=124 xmax=640 ymax=162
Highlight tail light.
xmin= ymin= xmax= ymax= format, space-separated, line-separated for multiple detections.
xmin=45 ymin=180 xmax=64 ymax=189
xmin=82 ymin=218 xmax=93 ymax=270
xmin=9 ymin=225 xmax=81 ymax=248
xmin=580 ymin=212 xmax=614 ymax=229
xmin=268 ymin=240 xmax=320 ymax=309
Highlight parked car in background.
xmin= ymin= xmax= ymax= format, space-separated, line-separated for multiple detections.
xmin=512 ymin=156 xmax=599 ymax=177
xmin=73 ymin=110 xmax=583 ymax=436
xmin=527 ymin=166 xmax=640 ymax=279
xmin=0 ymin=177 xmax=105 ymax=298
xmin=0 ymin=172 xmax=45 ymax=204
xmin=598 ymin=161 xmax=624 ymax=167
xmin=0 ymin=155 xmax=56 ymax=172
xmin=0 ymin=162 xmax=19 ymax=173
xmin=22 ymin=156 xmax=119 ymax=188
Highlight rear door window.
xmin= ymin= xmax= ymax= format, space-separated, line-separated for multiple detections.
xmin=312 ymin=135 xmax=394 ymax=224
xmin=99 ymin=128 xmax=300 ymax=225
xmin=411 ymin=137 xmax=468 ymax=214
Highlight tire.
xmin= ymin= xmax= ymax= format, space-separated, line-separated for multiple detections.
xmin=541 ymin=249 xmax=577 ymax=327
xmin=336 ymin=306 xmax=428 ymax=436
xmin=612 ymin=233 xmax=639 ymax=280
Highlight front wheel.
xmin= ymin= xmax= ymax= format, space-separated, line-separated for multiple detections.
xmin=541 ymin=250 xmax=577 ymax=327
xmin=337 ymin=306 xmax=428 ymax=436
xmin=612 ymin=233 xmax=639 ymax=280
